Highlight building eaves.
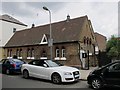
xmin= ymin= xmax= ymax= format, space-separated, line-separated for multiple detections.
xmin=0 ymin=14 xmax=27 ymax=26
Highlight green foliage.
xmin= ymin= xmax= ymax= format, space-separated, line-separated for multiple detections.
xmin=106 ymin=35 xmax=120 ymax=60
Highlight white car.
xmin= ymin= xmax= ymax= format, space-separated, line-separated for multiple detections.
xmin=21 ymin=59 xmax=80 ymax=84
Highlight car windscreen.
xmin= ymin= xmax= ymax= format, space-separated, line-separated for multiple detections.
xmin=45 ymin=60 xmax=60 ymax=67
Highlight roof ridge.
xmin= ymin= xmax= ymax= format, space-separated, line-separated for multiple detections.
xmin=28 ymin=15 xmax=88 ymax=29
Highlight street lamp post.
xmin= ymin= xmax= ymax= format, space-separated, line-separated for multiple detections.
xmin=43 ymin=6 xmax=53 ymax=60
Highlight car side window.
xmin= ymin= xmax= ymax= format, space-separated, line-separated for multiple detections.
xmin=39 ymin=61 xmax=48 ymax=67
xmin=109 ymin=63 xmax=120 ymax=72
xmin=4 ymin=60 xmax=10 ymax=65
xmin=39 ymin=61 xmax=45 ymax=67
xmin=30 ymin=60 xmax=40 ymax=66
xmin=0 ymin=59 xmax=5 ymax=64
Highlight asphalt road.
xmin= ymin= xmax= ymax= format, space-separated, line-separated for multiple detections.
xmin=2 ymin=73 xmax=91 ymax=89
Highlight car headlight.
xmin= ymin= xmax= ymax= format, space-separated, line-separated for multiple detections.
xmin=64 ymin=72 xmax=72 ymax=75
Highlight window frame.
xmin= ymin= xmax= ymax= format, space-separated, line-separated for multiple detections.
xmin=55 ymin=48 xmax=60 ymax=58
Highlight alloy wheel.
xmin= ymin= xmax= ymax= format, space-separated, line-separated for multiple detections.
xmin=23 ymin=70 xmax=29 ymax=79
xmin=52 ymin=73 xmax=61 ymax=84
xmin=91 ymin=78 xmax=102 ymax=89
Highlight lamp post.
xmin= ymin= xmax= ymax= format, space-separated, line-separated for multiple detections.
xmin=43 ymin=6 xmax=53 ymax=60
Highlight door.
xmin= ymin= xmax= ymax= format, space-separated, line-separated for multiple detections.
xmin=36 ymin=60 xmax=50 ymax=80
xmin=2 ymin=59 xmax=11 ymax=72
xmin=0 ymin=59 xmax=6 ymax=73
xmin=104 ymin=62 xmax=120 ymax=86
xmin=28 ymin=60 xmax=41 ymax=77
xmin=28 ymin=60 xmax=50 ymax=80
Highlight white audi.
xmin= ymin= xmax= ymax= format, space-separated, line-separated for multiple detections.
xmin=21 ymin=59 xmax=80 ymax=84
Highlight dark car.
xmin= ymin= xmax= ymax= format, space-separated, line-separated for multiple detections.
xmin=0 ymin=59 xmax=26 ymax=74
xmin=87 ymin=61 xmax=120 ymax=89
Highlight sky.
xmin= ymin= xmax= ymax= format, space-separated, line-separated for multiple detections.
xmin=0 ymin=0 xmax=119 ymax=40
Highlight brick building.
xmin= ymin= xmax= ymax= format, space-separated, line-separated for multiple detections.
xmin=4 ymin=15 xmax=98 ymax=68
xmin=94 ymin=32 xmax=107 ymax=52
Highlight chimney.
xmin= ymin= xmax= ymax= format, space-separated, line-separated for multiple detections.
xmin=32 ymin=23 xmax=35 ymax=28
xmin=66 ymin=14 xmax=70 ymax=22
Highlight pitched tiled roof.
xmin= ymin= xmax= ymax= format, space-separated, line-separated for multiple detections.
xmin=0 ymin=14 xmax=27 ymax=26
xmin=5 ymin=15 xmax=88 ymax=47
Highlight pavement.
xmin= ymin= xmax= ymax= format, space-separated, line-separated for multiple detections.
xmin=79 ymin=67 xmax=98 ymax=80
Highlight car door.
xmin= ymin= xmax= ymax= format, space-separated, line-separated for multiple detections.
xmin=2 ymin=59 xmax=10 ymax=72
xmin=104 ymin=62 xmax=120 ymax=86
xmin=27 ymin=60 xmax=41 ymax=77
xmin=35 ymin=60 xmax=50 ymax=80
xmin=0 ymin=59 xmax=6 ymax=73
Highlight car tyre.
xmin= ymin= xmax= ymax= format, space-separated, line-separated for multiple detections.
xmin=23 ymin=70 xmax=29 ymax=79
xmin=52 ymin=73 xmax=61 ymax=84
xmin=91 ymin=78 xmax=103 ymax=89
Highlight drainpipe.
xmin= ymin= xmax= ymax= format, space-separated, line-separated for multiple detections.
xmin=77 ymin=41 xmax=83 ymax=69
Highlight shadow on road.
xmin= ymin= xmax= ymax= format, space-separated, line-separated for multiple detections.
xmin=24 ymin=76 xmax=80 ymax=85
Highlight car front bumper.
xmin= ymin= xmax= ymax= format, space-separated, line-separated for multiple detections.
xmin=62 ymin=74 xmax=80 ymax=82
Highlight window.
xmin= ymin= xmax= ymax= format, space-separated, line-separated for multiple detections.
xmin=10 ymin=49 xmax=12 ymax=57
xmin=7 ymin=49 xmax=9 ymax=57
xmin=87 ymin=37 xmax=89 ymax=44
xmin=7 ymin=49 xmax=12 ymax=58
xmin=16 ymin=49 xmax=19 ymax=57
xmin=83 ymin=37 xmax=86 ymax=44
xmin=109 ymin=63 xmax=120 ymax=72
xmin=27 ymin=48 xmax=31 ymax=57
xmin=55 ymin=47 xmax=60 ymax=57
xmin=31 ymin=48 xmax=35 ymax=59
xmin=29 ymin=60 xmax=40 ymax=66
xmin=62 ymin=47 xmax=65 ymax=57
xmin=19 ymin=49 xmax=22 ymax=57
xmin=13 ymin=28 xmax=16 ymax=33
xmin=31 ymin=48 xmax=34 ymax=57
xmin=41 ymin=50 xmax=47 ymax=57
xmin=89 ymin=38 xmax=92 ymax=45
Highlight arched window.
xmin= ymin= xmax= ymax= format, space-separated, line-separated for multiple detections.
xmin=84 ymin=37 xmax=86 ymax=44
xmin=62 ymin=47 xmax=65 ymax=57
xmin=10 ymin=49 xmax=12 ymax=57
xmin=89 ymin=38 xmax=92 ymax=45
xmin=87 ymin=37 xmax=89 ymax=44
xmin=16 ymin=49 xmax=19 ymax=57
xmin=55 ymin=47 xmax=60 ymax=58
xmin=41 ymin=50 xmax=47 ymax=57
xmin=27 ymin=48 xmax=30 ymax=57
xmin=19 ymin=49 xmax=22 ymax=57
xmin=31 ymin=48 xmax=34 ymax=57
xmin=7 ymin=49 xmax=9 ymax=57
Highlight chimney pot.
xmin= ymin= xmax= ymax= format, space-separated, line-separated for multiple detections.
xmin=67 ymin=14 xmax=70 ymax=22
xmin=32 ymin=23 xmax=35 ymax=28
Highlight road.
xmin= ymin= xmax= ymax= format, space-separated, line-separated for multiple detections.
xmin=1 ymin=73 xmax=92 ymax=89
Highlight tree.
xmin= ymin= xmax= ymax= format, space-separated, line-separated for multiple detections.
xmin=106 ymin=35 xmax=120 ymax=60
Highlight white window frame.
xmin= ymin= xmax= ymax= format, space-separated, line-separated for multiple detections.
xmin=62 ymin=49 xmax=65 ymax=57
xmin=56 ymin=49 xmax=60 ymax=58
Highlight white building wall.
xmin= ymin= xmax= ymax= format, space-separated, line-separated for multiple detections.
xmin=0 ymin=21 xmax=2 ymax=47
xmin=0 ymin=20 xmax=27 ymax=47
xmin=0 ymin=20 xmax=27 ymax=60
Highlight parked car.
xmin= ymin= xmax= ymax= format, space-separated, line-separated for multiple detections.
xmin=21 ymin=59 xmax=80 ymax=84
xmin=87 ymin=61 xmax=120 ymax=89
xmin=0 ymin=59 xmax=26 ymax=74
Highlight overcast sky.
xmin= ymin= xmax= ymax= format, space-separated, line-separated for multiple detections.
xmin=0 ymin=0 xmax=119 ymax=40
